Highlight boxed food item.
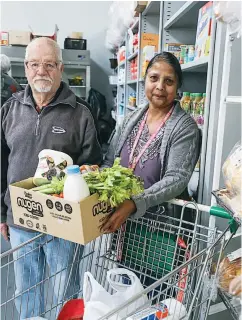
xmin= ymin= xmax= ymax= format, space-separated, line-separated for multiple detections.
xmin=0 ymin=31 xmax=9 ymax=46
xmin=134 ymin=1 xmax=148 ymax=13
xmin=195 ymin=1 xmax=213 ymax=59
xmin=9 ymin=178 xmax=112 ymax=245
xmin=9 ymin=30 xmax=31 ymax=46
xmin=31 ymin=24 xmax=58 ymax=41
xmin=141 ymin=33 xmax=159 ymax=51
xmin=164 ymin=43 xmax=183 ymax=61
xmin=142 ymin=45 xmax=155 ymax=77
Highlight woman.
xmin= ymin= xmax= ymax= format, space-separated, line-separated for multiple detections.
xmin=101 ymin=52 xmax=201 ymax=234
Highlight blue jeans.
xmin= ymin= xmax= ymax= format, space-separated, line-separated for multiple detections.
xmin=9 ymin=227 xmax=82 ymax=320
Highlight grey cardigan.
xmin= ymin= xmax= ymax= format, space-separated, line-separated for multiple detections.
xmin=103 ymin=101 xmax=201 ymax=219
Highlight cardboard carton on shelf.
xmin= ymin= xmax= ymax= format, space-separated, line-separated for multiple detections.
xmin=9 ymin=31 xmax=31 ymax=46
xmin=141 ymin=33 xmax=159 ymax=51
xmin=9 ymin=178 xmax=112 ymax=245
xmin=0 ymin=31 xmax=9 ymax=46
xmin=30 ymin=24 xmax=59 ymax=41
xmin=195 ymin=1 xmax=213 ymax=59
xmin=134 ymin=1 xmax=148 ymax=13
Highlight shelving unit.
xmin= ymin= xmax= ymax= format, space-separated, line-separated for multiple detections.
xmin=113 ymin=2 xmax=241 ymax=318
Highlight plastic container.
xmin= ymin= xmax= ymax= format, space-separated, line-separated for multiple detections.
xmin=180 ymin=92 xmax=190 ymax=113
xmin=33 ymin=149 xmax=73 ymax=186
xmin=129 ymin=93 xmax=136 ymax=107
xmin=180 ymin=45 xmax=187 ymax=64
xmin=193 ymin=93 xmax=203 ymax=121
xmin=196 ymin=93 xmax=206 ymax=127
xmin=188 ymin=45 xmax=195 ymax=62
xmin=63 ymin=165 xmax=90 ymax=203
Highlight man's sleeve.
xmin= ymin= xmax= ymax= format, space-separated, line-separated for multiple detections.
xmin=1 ymin=107 xmax=10 ymax=223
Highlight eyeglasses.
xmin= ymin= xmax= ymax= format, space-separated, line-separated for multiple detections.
xmin=25 ymin=61 xmax=60 ymax=71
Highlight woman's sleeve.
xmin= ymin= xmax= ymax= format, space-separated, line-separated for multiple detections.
xmin=131 ymin=119 xmax=201 ymax=219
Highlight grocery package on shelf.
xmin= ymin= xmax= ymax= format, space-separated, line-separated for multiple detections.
xmin=128 ymin=30 xmax=139 ymax=56
xmin=164 ymin=43 xmax=183 ymax=61
xmin=130 ymin=57 xmax=138 ymax=80
xmin=218 ymin=249 xmax=241 ymax=297
xmin=180 ymin=45 xmax=195 ymax=64
xmin=118 ymin=46 xmax=126 ymax=64
xmin=180 ymin=92 xmax=206 ymax=129
xmin=133 ymin=33 xmax=139 ymax=53
xmin=129 ymin=93 xmax=136 ymax=107
xmin=165 ymin=43 xmax=195 ymax=64
xmin=212 ymin=142 xmax=242 ymax=223
xmin=195 ymin=1 xmax=213 ymax=59
xmin=118 ymin=68 xmax=125 ymax=84
xmin=142 ymin=45 xmax=156 ymax=77
xmin=141 ymin=33 xmax=159 ymax=51
xmin=0 ymin=31 xmax=9 ymax=46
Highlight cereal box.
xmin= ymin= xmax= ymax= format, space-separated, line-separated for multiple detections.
xmin=195 ymin=2 xmax=213 ymax=60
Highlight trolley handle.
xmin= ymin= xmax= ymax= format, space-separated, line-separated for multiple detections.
xmin=210 ymin=206 xmax=238 ymax=234
xmin=210 ymin=206 xmax=231 ymax=219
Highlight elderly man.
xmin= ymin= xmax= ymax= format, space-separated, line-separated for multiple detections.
xmin=1 ymin=37 xmax=102 ymax=319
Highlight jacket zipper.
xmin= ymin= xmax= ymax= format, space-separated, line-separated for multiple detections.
xmin=35 ymin=115 xmax=40 ymax=136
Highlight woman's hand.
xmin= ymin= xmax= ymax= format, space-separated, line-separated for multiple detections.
xmin=100 ymin=200 xmax=136 ymax=234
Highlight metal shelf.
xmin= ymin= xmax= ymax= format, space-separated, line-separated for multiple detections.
xmin=127 ymin=51 xmax=138 ymax=61
xmin=127 ymin=80 xmax=137 ymax=85
xmin=130 ymin=18 xmax=139 ymax=32
xmin=181 ymin=57 xmax=209 ymax=73
xmin=127 ymin=105 xmax=136 ymax=111
xmin=118 ymin=61 xmax=126 ymax=67
xmin=142 ymin=1 xmax=160 ymax=16
xmin=69 ymin=86 xmax=86 ymax=88
xmin=164 ymin=1 xmax=207 ymax=29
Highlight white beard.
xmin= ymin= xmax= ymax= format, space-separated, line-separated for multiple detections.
xmin=33 ymin=83 xmax=52 ymax=93
xmin=33 ymin=77 xmax=53 ymax=93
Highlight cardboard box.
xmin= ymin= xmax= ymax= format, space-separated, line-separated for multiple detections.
xmin=9 ymin=178 xmax=113 ymax=244
xmin=31 ymin=24 xmax=59 ymax=41
xmin=9 ymin=31 xmax=31 ymax=46
xmin=195 ymin=2 xmax=213 ymax=59
xmin=0 ymin=31 xmax=9 ymax=46
xmin=134 ymin=1 xmax=148 ymax=13
xmin=141 ymin=33 xmax=159 ymax=51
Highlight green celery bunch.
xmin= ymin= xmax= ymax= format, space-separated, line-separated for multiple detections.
xmin=84 ymin=158 xmax=144 ymax=207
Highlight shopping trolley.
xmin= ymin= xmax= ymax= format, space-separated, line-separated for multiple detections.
xmin=0 ymin=200 xmax=240 ymax=320
xmin=92 ymin=200 xmax=240 ymax=320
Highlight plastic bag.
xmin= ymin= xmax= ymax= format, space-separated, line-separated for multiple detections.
xmin=83 ymin=268 xmax=148 ymax=320
xmin=214 ymin=1 xmax=242 ymax=38
xmin=221 ymin=142 xmax=242 ymax=217
xmin=218 ymin=249 xmax=242 ymax=296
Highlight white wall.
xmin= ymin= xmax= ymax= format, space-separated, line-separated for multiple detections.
xmin=1 ymin=1 xmax=113 ymax=108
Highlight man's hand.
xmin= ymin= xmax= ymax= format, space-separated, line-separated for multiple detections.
xmin=0 ymin=223 xmax=9 ymax=242
xmin=100 ymin=200 xmax=136 ymax=234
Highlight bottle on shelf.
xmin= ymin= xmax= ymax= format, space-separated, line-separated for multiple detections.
xmin=180 ymin=92 xmax=191 ymax=113
xmin=193 ymin=93 xmax=203 ymax=121
xmin=197 ymin=93 xmax=206 ymax=129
